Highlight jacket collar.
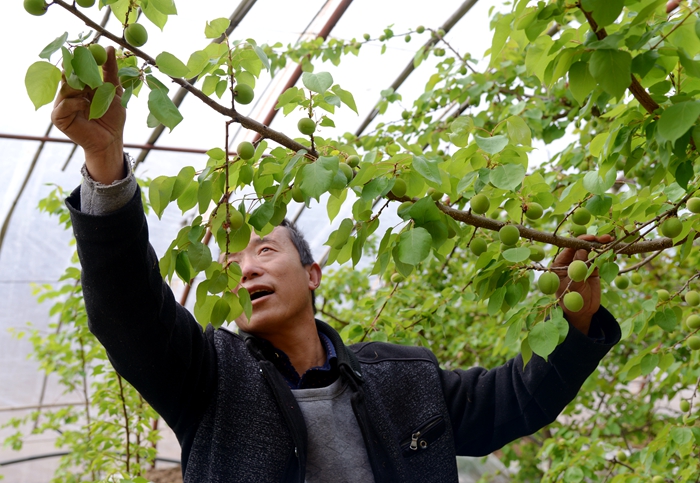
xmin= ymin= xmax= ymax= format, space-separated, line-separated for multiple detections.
xmin=238 ymin=319 xmax=364 ymax=385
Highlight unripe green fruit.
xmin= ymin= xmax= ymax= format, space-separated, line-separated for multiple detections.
xmin=529 ymin=245 xmax=545 ymax=262
xmin=363 ymin=33 xmax=370 ymax=40
xmin=88 ymin=44 xmax=107 ymax=66
xmin=298 ymin=117 xmax=316 ymax=136
xmin=239 ymin=164 xmax=254 ymax=185
xmin=568 ymin=260 xmax=588 ymax=282
xmin=538 ymin=272 xmax=560 ymax=295
xmin=499 ymin=225 xmax=520 ymax=246
xmin=564 ymin=292 xmax=584 ymax=312
xmin=397 ymin=201 xmax=413 ymax=217
xmin=571 ymin=224 xmax=587 ymax=236
xmin=391 ymin=178 xmax=407 ymax=198
xmin=346 ymin=155 xmax=360 ymax=168
xmin=687 ymin=335 xmax=700 ymax=350
xmin=615 ymin=451 xmax=627 ymax=462
xmin=681 ymin=400 xmax=691 ymax=412
xmin=124 ymin=23 xmax=148 ymax=47
xmin=427 ymin=188 xmax=443 ymax=201
xmin=652 ymin=477 xmax=664 ymax=483
xmin=237 ymin=141 xmax=255 ymax=160
xmin=687 ymin=314 xmax=700 ymax=329
xmin=291 ymin=184 xmax=304 ymax=203
xmin=402 ymin=110 xmax=411 ymax=120
xmin=661 ymin=217 xmax=682 ymax=238
xmin=615 ymin=276 xmax=629 ymax=290
xmin=470 ymin=238 xmax=488 ymax=256
xmin=657 ymin=289 xmax=670 ymax=301
xmin=686 ymin=290 xmax=700 ymax=306
xmin=524 ymin=202 xmax=543 ymax=220
xmin=339 ymin=162 xmax=354 ymax=183
xmin=631 ymin=272 xmax=642 ymax=285
xmin=234 ymin=83 xmax=254 ymax=105
xmin=416 ymin=25 xmax=425 ymax=34
xmin=447 ymin=223 xmax=456 ymax=239
xmin=470 ymin=193 xmax=490 ymax=214
xmin=490 ymin=211 xmax=500 ymax=220
xmin=391 ymin=273 xmax=404 ymax=284
xmin=229 ymin=209 xmax=244 ymax=230
xmin=76 ymin=0 xmax=95 ymax=7
xmin=572 ymin=207 xmax=591 ymax=225
xmin=687 ymin=197 xmax=700 ymax=214
xmin=24 ymin=0 xmax=47 ymax=16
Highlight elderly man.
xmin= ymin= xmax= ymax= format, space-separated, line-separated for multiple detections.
xmin=55 ymin=47 xmax=619 ymax=482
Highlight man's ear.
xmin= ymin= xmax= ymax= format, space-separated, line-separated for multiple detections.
xmin=307 ymin=262 xmax=322 ymax=290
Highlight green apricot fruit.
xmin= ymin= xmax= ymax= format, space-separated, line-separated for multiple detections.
xmin=229 ymin=209 xmax=244 ymax=230
xmin=470 ymin=238 xmax=488 ymax=256
xmin=568 ymin=260 xmax=588 ymax=282
xmin=657 ymin=289 xmax=670 ymax=301
xmin=680 ymin=400 xmax=691 ymax=412
xmin=291 ymin=184 xmax=304 ymax=203
xmin=529 ymin=245 xmax=545 ymax=262
xmin=470 ymin=193 xmax=490 ymax=214
xmin=346 ymin=155 xmax=360 ymax=168
xmin=237 ymin=141 xmax=255 ymax=160
xmin=339 ymin=162 xmax=354 ymax=183
xmin=391 ymin=178 xmax=407 ymax=198
xmin=661 ymin=217 xmax=682 ymax=238
xmin=234 ymin=83 xmax=254 ymax=105
xmin=687 ymin=335 xmax=700 ymax=350
xmin=563 ymin=292 xmax=584 ymax=312
xmin=538 ymin=272 xmax=560 ymax=295
xmin=499 ymin=225 xmax=520 ymax=246
xmin=652 ymin=477 xmax=664 ymax=483
xmin=24 ymin=0 xmax=47 ymax=16
xmin=239 ymin=164 xmax=254 ymax=185
xmin=88 ymin=44 xmax=107 ymax=66
xmin=427 ymin=188 xmax=443 ymax=201
xmin=391 ymin=273 xmax=404 ymax=284
xmin=397 ymin=201 xmax=413 ymax=218
xmin=124 ymin=23 xmax=148 ymax=47
xmin=615 ymin=451 xmax=627 ymax=462
xmin=298 ymin=117 xmax=316 ymax=136
xmin=402 ymin=110 xmax=411 ymax=120
xmin=572 ymin=207 xmax=591 ymax=225
xmin=76 ymin=0 xmax=95 ymax=7
xmin=687 ymin=314 xmax=700 ymax=329
xmin=571 ymin=224 xmax=587 ymax=236
xmin=631 ymin=272 xmax=642 ymax=285
xmin=687 ymin=197 xmax=700 ymax=214
xmin=416 ymin=25 xmax=425 ymax=34
xmin=615 ymin=276 xmax=629 ymax=290
xmin=685 ymin=290 xmax=700 ymax=306
xmin=524 ymin=202 xmax=543 ymax=220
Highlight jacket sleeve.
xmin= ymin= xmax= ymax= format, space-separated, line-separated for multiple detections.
xmin=438 ymin=306 xmax=620 ymax=456
xmin=66 ymin=185 xmax=218 ymax=444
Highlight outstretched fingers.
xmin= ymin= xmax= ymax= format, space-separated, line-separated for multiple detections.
xmin=102 ymin=46 xmax=123 ymax=96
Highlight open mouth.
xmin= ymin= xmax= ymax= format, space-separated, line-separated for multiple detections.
xmin=250 ymin=290 xmax=274 ymax=302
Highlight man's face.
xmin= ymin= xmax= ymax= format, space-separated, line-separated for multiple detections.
xmin=226 ymin=226 xmax=321 ymax=336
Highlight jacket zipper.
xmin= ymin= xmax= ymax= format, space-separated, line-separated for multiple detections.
xmin=400 ymin=415 xmax=445 ymax=453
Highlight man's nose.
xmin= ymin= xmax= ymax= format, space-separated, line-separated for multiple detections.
xmin=238 ymin=258 xmax=262 ymax=283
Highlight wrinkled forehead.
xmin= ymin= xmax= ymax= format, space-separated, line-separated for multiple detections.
xmin=224 ymin=225 xmax=292 ymax=259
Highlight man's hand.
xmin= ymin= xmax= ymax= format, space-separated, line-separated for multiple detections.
xmin=51 ymin=46 xmax=126 ymax=184
xmin=551 ymin=234 xmax=613 ymax=335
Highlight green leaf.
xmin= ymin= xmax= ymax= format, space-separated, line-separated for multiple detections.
xmin=302 ymin=72 xmax=333 ymax=94
xmin=652 ymin=308 xmax=677 ymax=332
xmin=142 ymin=0 xmax=168 ymax=30
xmin=589 ymin=49 xmax=632 ymax=99
xmin=568 ymin=61 xmax=597 ymax=105
xmin=253 ymin=44 xmax=270 ymax=71
xmin=25 ymin=61 xmax=62 ymax=110
xmin=39 ymin=32 xmax=68 ymax=60
xmin=671 ymin=427 xmax=693 ymax=445
xmin=640 ymin=353 xmax=659 ymax=376
xmin=72 ymin=46 xmax=103 ymax=89
xmin=210 ymin=297 xmax=230 ymax=327
xmin=657 ymin=101 xmax=700 ymax=143
xmin=475 ymin=134 xmax=508 ymax=154
xmin=502 ymin=247 xmax=531 ymax=263
xmin=490 ymin=164 xmax=526 ymax=191
xmin=585 ymin=195 xmax=612 ymax=216
xmin=172 ymin=166 xmax=195 ymax=200
xmin=412 ymin=155 xmax=442 ymax=185
xmin=89 ymin=82 xmax=116 ymax=120
xmin=205 ymin=18 xmax=231 ymax=39
xmin=488 ymin=286 xmax=507 ymax=316
xmin=583 ymin=169 xmax=616 ymax=195
xmin=490 ymin=13 xmax=514 ymax=66
xmin=506 ymin=116 xmax=531 ymax=146
xmin=150 ymin=0 xmax=177 ymax=15
xmin=149 ymin=175 xmax=176 ymax=218
xmin=300 ymin=156 xmax=339 ymax=201
xmin=397 ymin=227 xmax=432 ymax=265
xmin=275 ymin=86 xmax=303 ymax=109
xmin=148 ymin=88 xmax=184 ymax=130
xmin=331 ymin=85 xmax=358 ymax=113
xmin=188 ymin=242 xmax=212 ymax=272
xmin=156 ymin=52 xmax=190 ymax=77
xmin=581 ymin=0 xmax=624 ymax=27
xmin=599 ymin=262 xmax=619 ymax=284
xmin=249 ymin=202 xmax=274 ymax=230
xmin=186 ymin=50 xmax=210 ymax=78
xmin=529 ymin=322 xmax=559 ymax=360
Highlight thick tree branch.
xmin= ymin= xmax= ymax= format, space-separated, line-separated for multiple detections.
xmin=52 ymin=0 xmax=316 ymax=157
xmin=579 ymin=6 xmax=660 ymax=114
